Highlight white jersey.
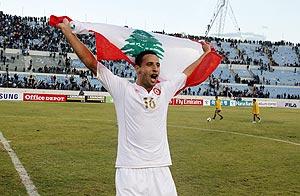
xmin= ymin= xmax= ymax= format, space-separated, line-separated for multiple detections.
xmin=97 ymin=62 xmax=186 ymax=168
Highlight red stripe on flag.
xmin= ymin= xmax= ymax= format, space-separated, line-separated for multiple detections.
xmin=186 ymin=51 xmax=222 ymax=86
xmin=94 ymin=32 xmax=134 ymax=64
xmin=49 ymin=15 xmax=72 ymax=27
xmin=177 ymin=51 xmax=222 ymax=94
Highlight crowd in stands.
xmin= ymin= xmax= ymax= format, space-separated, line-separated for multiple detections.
xmin=101 ymin=60 xmax=136 ymax=79
xmin=0 ymin=11 xmax=299 ymax=99
xmin=0 ymin=72 xmax=99 ymax=91
xmin=0 ymin=11 xmax=96 ymax=54
xmin=1 ymin=11 xmax=299 ymax=66
xmin=276 ymin=93 xmax=299 ymax=100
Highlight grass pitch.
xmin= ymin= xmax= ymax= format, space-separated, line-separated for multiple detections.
xmin=0 ymin=101 xmax=299 ymax=195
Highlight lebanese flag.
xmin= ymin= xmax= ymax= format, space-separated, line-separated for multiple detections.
xmin=49 ymin=15 xmax=222 ymax=89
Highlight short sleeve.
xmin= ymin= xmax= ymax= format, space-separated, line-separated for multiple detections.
xmin=162 ymin=73 xmax=187 ymax=100
xmin=96 ymin=62 xmax=127 ymax=100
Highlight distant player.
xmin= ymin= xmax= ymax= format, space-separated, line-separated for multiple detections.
xmin=212 ymin=95 xmax=223 ymax=120
xmin=252 ymin=98 xmax=261 ymax=123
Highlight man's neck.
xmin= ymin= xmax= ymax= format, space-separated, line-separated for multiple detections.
xmin=136 ymin=81 xmax=153 ymax=93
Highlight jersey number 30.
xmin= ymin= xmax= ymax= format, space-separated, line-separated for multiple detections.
xmin=143 ymin=97 xmax=156 ymax=109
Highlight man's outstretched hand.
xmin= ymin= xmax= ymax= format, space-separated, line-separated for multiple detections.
xmin=200 ymin=41 xmax=212 ymax=54
xmin=57 ymin=19 xmax=72 ymax=35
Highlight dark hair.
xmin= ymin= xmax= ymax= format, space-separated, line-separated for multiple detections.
xmin=135 ymin=50 xmax=158 ymax=66
xmin=253 ymin=99 xmax=256 ymax=101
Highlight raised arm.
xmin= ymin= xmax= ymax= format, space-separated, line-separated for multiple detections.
xmin=183 ymin=42 xmax=212 ymax=76
xmin=57 ymin=19 xmax=97 ymax=75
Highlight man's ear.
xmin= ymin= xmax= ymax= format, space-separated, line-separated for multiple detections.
xmin=135 ymin=64 xmax=142 ymax=74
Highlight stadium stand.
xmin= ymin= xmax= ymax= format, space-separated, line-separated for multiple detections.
xmin=0 ymin=11 xmax=299 ymax=99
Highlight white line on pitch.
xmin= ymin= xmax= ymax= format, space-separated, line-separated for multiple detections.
xmin=2 ymin=114 xmax=298 ymax=147
xmin=168 ymin=125 xmax=300 ymax=146
xmin=0 ymin=131 xmax=40 ymax=196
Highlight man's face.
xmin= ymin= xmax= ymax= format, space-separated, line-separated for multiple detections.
xmin=135 ymin=54 xmax=160 ymax=91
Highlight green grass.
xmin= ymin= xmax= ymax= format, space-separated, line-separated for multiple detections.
xmin=0 ymin=102 xmax=299 ymax=195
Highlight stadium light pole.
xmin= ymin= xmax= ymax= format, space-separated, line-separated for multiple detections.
xmin=262 ymin=26 xmax=268 ymax=38
xmin=124 ymin=18 xmax=127 ymax=27
xmin=144 ymin=19 xmax=147 ymax=31
xmin=5 ymin=63 xmax=8 ymax=88
xmin=205 ymin=0 xmax=241 ymax=39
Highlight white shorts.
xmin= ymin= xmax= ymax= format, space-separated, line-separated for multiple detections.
xmin=116 ymin=167 xmax=177 ymax=196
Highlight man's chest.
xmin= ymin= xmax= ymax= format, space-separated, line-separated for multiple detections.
xmin=125 ymin=85 xmax=166 ymax=114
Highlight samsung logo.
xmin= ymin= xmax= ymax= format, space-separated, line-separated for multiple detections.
xmin=0 ymin=93 xmax=19 ymax=100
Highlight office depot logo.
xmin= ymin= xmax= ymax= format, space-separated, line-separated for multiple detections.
xmin=23 ymin=93 xmax=67 ymax=102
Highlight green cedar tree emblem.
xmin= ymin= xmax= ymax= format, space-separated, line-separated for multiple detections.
xmin=121 ymin=30 xmax=164 ymax=59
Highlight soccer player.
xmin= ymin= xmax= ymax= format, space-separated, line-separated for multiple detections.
xmin=212 ymin=95 xmax=223 ymax=120
xmin=252 ymin=98 xmax=261 ymax=123
xmin=57 ymin=18 xmax=212 ymax=195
